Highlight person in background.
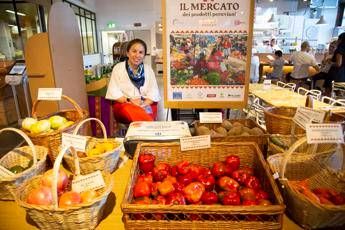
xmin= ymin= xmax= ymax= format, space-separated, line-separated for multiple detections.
xmin=270 ymin=38 xmax=281 ymax=52
xmin=328 ymin=32 xmax=345 ymax=83
xmin=266 ymin=50 xmax=285 ymax=81
xmin=106 ymin=38 xmax=161 ymax=123
xmin=287 ymin=41 xmax=320 ymax=87
xmin=250 ymin=48 xmax=260 ymax=83
xmin=311 ymin=40 xmax=337 ymax=91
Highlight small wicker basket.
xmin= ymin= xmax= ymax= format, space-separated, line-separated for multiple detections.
xmin=14 ymin=145 xmax=113 ymax=230
xmin=264 ymin=107 xmax=305 ymax=135
xmin=122 ymin=142 xmax=285 ymax=230
xmin=268 ymin=137 xmax=345 ymax=229
xmin=23 ymin=95 xmax=88 ymax=162
xmin=64 ymin=118 xmax=122 ymax=174
xmin=0 ymin=128 xmax=47 ymax=200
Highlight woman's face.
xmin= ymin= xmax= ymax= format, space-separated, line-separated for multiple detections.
xmin=127 ymin=43 xmax=145 ymax=69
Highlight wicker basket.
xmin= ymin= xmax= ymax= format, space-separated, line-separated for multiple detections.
xmin=264 ymin=107 xmax=305 ymax=135
xmin=122 ymin=142 xmax=285 ymax=230
xmin=64 ymin=118 xmax=122 ymax=174
xmin=23 ymin=95 xmax=88 ymax=162
xmin=267 ymin=137 xmax=345 ymax=229
xmin=194 ymin=119 xmax=268 ymax=152
xmin=14 ymin=145 xmax=113 ymax=230
xmin=0 ymin=128 xmax=48 ymax=200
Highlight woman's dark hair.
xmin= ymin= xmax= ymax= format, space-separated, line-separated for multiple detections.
xmin=338 ymin=32 xmax=345 ymax=45
xmin=126 ymin=38 xmax=147 ymax=55
xmin=274 ymin=50 xmax=283 ymax=57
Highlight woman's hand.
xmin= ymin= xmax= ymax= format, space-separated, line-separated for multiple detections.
xmin=130 ymin=97 xmax=142 ymax=106
xmin=142 ymin=98 xmax=153 ymax=106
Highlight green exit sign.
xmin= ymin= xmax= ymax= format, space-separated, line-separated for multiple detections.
xmin=107 ymin=22 xmax=116 ymax=28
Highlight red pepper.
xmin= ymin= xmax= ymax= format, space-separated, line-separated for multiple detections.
xmin=137 ymin=173 xmax=153 ymax=185
xmin=211 ymin=162 xmax=227 ymax=178
xmin=138 ymin=153 xmax=155 ymax=173
xmin=153 ymin=195 xmax=166 ymax=205
xmin=158 ymin=180 xmax=175 ymax=196
xmin=177 ymin=174 xmax=194 ymax=186
xmin=188 ymin=164 xmax=203 ymax=179
xmin=152 ymin=162 xmax=170 ymax=182
xmin=133 ymin=181 xmax=151 ymax=198
xmin=231 ymin=169 xmax=252 ymax=185
xmin=151 ymin=182 xmax=160 ymax=197
xmin=166 ymin=192 xmax=186 ymax=205
xmin=242 ymin=200 xmax=258 ymax=206
xmin=255 ymin=190 xmax=269 ymax=201
xmin=201 ymin=191 xmax=218 ymax=205
xmin=218 ymin=176 xmax=240 ymax=192
xmin=221 ymin=191 xmax=241 ymax=205
xmin=245 ymin=176 xmax=261 ymax=190
xmin=132 ymin=196 xmax=151 ymax=204
xmin=224 ymin=155 xmax=240 ymax=172
xmin=239 ymin=187 xmax=257 ymax=201
xmin=176 ymin=160 xmax=190 ymax=175
xmin=173 ymin=182 xmax=185 ymax=193
xmin=183 ymin=182 xmax=205 ymax=204
xmin=170 ymin=165 xmax=178 ymax=177
xmin=197 ymin=174 xmax=215 ymax=191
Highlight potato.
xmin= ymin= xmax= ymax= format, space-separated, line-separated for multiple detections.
xmin=197 ymin=126 xmax=211 ymax=135
xmin=232 ymin=122 xmax=243 ymax=128
xmin=241 ymin=132 xmax=250 ymax=136
xmin=215 ymin=126 xmax=227 ymax=136
xmin=249 ymin=127 xmax=264 ymax=135
xmin=242 ymin=126 xmax=251 ymax=134
xmin=227 ymin=126 xmax=243 ymax=136
xmin=221 ymin=120 xmax=233 ymax=131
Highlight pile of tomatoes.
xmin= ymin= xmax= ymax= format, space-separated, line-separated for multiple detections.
xmin=132 ymin=151 xmax=272 ymax=207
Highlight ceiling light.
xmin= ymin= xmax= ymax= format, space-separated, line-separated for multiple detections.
xmin=6 ymin=9 xmax=26 ymax=16
xmin=316 ymin=15 xmax=327 ymax=25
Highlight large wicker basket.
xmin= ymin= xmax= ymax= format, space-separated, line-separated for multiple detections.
xmin=64 ymin=118 xmax=122 ymax=174
xmin=122 ymin=142 xmax=285 ymax=230
xmin=194 ymin=119 xmax=268 ymax=152
xmin=0 ymin=128 xmax=47 ymax=200
xmin=23 ymin=95 xmax=88 ymax=162
xmin=264 ymin=107 xmax=305 ymax=135
xmin=268 ymin=137 xmax=345 ymax=229
xmin=14 ymin=145 xmax=113 ymax=230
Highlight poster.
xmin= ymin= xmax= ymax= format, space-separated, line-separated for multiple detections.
xmin=163 ymin=0 xmax=254 ymax=108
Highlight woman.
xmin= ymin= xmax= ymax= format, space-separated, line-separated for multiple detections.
xmin=106 ymin=39 xmax=160 ymax=123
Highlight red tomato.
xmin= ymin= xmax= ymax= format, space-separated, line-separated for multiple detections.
xmin=137 ymin=173 xmax=153 ymax=185
xmin=59 ymin=191 xmax=82 ymax=208
xmin=166 ymin=192 xmax=186 ymax=205
xmin=201 ymin=191 xmax=218 ymax=205
xmin=188 ymin=164 xmax=203 ymax=179
xmin=138 ymin=152 xmax=156 ymax=173
xmin=177 ymin=174 xmax=194 ymax=186
xmin=41 ymin=169 xmax=69 ymax=192
xmin=197 ymin=174 xmax=215 ymax=191
xmin=222 ymin=191 xmax=241 ymax=205
xmin=224 ymin=155 xmax=240 ymax=171
xmin=26 ymin=186 xmax=52 ymax=205
xmin=245 ymin=176 xmax=261 ymax=190
xmin=183 ymin=182 xmax=205 ymax=204
xmin=218 ymin=176 xmax=240 ymax=192
xmin=242 ymin=200 xmax=258 ymax=206
xmin=231 ymin=169 xmax=252 ymax=185
xmin=170 ymin=165 xmax=178 ymax=177
xmin=211 ymin=162 xmax=227 ymax=178
xmin=152 ymin=163 xmax=170 ymax=182
xmin=133 ymin=181 xmax=151 ymax=198
xmin=173 ymin=182 xmax=185 ymax=193
xmin=80 ymin=190 xmax=98 ymax=203
xmin=176 ymin=160 xmax=190 ymax=175
xmin=239 ymin=187 xmax=257 ymax=201
xmin=255 ymin=190 xmax=269 ymax=201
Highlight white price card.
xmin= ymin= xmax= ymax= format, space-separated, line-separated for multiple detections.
xmin=62 ymin=133 xmax=87 ymax=152
xmin=180 ymin=135 xmax=211 ymax=151
xmin=5 ymin=75 xmax=22 ymax=86
xmin=199 ymin=112 xmax=223 ymax=123
xmin=292 ymin=109 xmax=312 ymax=130
xmin=72 ymin=170 xmax=105 ymax=193
xmin=297 ymin=107 xmax=326 ymax=123
xmin=37 ymin=88 xmax=62 ymax=100
xmin=263 ymin=79 xmax=272 ymax=90
xmin=0 ymin=165 xmax=15 ymax=178
xmin=306 ymin=124 xmax=344 ymax=144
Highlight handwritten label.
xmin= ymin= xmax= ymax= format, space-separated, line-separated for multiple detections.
xmin=180 ymin=135 xmax=211 ymax=151
xmin=263 ymin=79 xmax=272 ymax=90
xmin=199 ymin=112 xmax=223 ymax=123
xmin=37 ymin=88 xmax=62 ymax=100
xmin=306 ymin=124 xmax=344 ymax=144
xmin=297 ymin=107 xmax=326 ymax=123
xmin=72 ymin=170 xmax=105 ymax=193
xmin=293 ymin=109 xmax=312 ymax=130
xmin=62 ymin=133 xmax=87 ymax=152
xmin=0 ymin=165 xmax=15 ymax=178
xmin=5 ymin=75 xmax=22 ymax=86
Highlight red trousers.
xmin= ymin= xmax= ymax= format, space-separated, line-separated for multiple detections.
xmin=112 ymin=102 xmax=158 ymax=124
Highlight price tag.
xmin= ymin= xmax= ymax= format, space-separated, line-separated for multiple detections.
xmin=62 ymin=133 xmax=87 ymax=152
xmin=180 ymin=135 xmax=211 ymax=151
xmin=297 ymin=107 xmax=326 ymax=123
xmin=72 ymin=170 xmax=105 ymax=193
xmin=306 ymin=124 xmax=344 ymax=144
xmin=37 ymin=88 xmax=62 ymax=100
xmin=5 ymin=75 xmax=22 ymax=86
xmin=199 ymin=112 xmax=223 ymax=123
xmin=0 ymin=165 xmax=15 ymax=178
xmin=292 ymin=109 xmax=312 ymax=130
xmin=263 ymin=79 xmax=271 ymax=90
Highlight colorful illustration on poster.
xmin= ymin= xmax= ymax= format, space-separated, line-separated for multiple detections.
xmin=170 ymin=33 xmax=247 ymax=86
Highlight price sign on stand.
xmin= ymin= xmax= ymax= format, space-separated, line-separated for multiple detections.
xmin=180 ymin=135 xmax=211 ymax=151
xmin=72 ymin=170 xmax=105 ymax=193
xmin=61 ymin=133 xmax=87 ymax=152
xmin=293 ymin=107 xmax=326 ymax=130
xmin=306 ymin=124 xmax=344 ymax=144
xmin=37 ymin=88 xmax=62 ymax=100
xmin=199 ymin=112 xmax=223 ymax=123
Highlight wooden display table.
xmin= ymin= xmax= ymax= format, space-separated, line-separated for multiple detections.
xmin=249 ymin=83 xmax=345 ymax=114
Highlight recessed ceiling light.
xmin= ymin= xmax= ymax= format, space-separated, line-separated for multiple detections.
xmin=6 ymin=9 xmax=26 ymax=16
